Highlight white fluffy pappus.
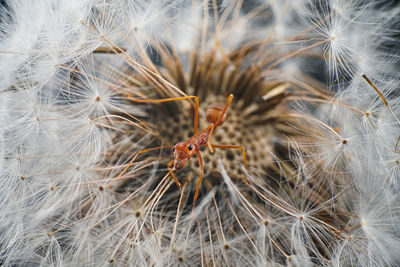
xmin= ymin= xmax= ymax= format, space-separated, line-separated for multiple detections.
xmin=0 ymin=0 xmax=399 ymax=266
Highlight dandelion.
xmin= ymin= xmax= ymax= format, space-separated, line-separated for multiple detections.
xmin=1 ymin=0 xmax=399 ymax=266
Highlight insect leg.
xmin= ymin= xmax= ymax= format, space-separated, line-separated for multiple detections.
xmin=187 ymin=123 xmax=214 ymax=143
xmin=107 ymin=146 xmax=172 ymax=188
xmin=167 ymin=160 xmax=182 ymax=189
xmin=207 ymin=94 xmax=234 ymax=153
xmin=211 ymin=144 xmax=248 ymax=169
xmin=193 ymin=151 xmax=204 ymax=209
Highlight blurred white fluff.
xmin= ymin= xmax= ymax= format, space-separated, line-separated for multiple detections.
xmin=0 ymin=0 xmax=399 ymax=266
xmin=0 ymin=0 xmax=101 ymax=89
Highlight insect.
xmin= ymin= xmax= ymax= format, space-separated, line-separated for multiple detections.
xmin=107 ymin=93 xmax=248 ymax=207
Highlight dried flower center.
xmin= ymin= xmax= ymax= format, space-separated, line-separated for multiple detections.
xmin=153 ymin=94 xmax=276 ymax=184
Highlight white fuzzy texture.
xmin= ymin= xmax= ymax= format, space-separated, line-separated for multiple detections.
xmin=0 ymin=0 xmax=399 ymax=266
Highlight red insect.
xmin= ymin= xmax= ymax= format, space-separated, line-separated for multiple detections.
xmin=107 ymin=94 xmax=248 ymax=207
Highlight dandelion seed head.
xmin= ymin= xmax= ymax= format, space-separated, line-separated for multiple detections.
xmin=1 ymin=0 xmax=400 ymax=266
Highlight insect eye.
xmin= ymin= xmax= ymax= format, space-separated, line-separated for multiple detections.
xmin=188 ymin=144 xmax=193 ymax=151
